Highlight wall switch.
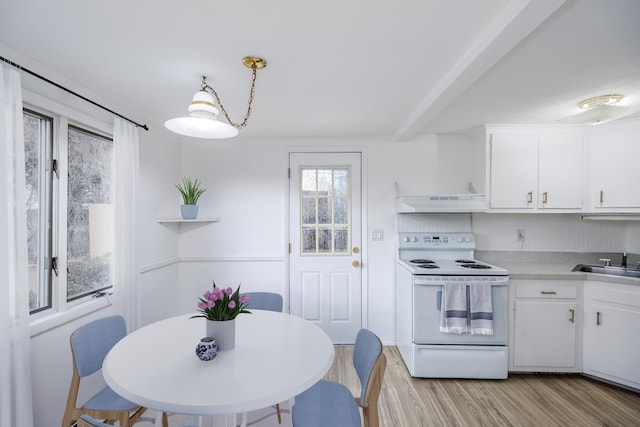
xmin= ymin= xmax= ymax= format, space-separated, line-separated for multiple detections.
xmin=372 ymin=229 xmax=384 ymax=241
xmin=517 ymin=229 xmax=525 ymax=241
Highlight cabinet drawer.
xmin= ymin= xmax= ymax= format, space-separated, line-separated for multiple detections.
xmin=515 ymin=281 xmax=578 ymax=299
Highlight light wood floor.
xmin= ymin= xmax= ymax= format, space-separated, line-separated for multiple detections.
xmin=326 ymin=346 xmax=640 ymax=427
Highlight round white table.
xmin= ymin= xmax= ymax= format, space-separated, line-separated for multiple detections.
xmin=103 ymin=310 xmax=334 ymax=425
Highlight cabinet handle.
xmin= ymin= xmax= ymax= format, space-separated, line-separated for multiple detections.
xmin=542 ymin=192 xmax=548 ymax=204
xmin=527 ymin=191 xmax=533 ymax=203
xmin=600 ymin=190 xmax=604 ymax=204
xmin=540 ymin=291 xmax=557 ymax=295
xmin=569 ymin=308 xmax=575 ymax=323
xmin=596 ymin=311 xmax=601 ymax=326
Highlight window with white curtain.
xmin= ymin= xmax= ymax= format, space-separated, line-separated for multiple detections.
xmin=24 ymin=107 xmax=114 ymax=315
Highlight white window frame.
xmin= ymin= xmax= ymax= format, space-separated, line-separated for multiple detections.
xmin=25 ymin=90 xmax=116 ymax=336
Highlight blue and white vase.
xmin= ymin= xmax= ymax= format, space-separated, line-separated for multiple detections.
xmin=195 ymin=337 xmax=218 ymax=361
xmin=206 ymin=319 xmax=236 ymax=351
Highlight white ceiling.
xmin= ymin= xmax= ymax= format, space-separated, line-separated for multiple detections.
xmin=1 ymin=0 xmax=639 ymax=139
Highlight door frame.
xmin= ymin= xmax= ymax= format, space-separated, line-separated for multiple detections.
xmin=285 ymin=147 xmax=369 ymax=332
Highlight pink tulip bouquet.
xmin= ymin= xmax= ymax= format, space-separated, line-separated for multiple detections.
xmin=191 ymin=282 xmax=251 ymax=321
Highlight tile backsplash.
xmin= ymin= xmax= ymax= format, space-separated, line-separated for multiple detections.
xmin=397 ymin=212 xmax=638 ymax=253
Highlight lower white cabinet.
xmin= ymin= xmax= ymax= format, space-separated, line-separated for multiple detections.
xmin=583 ymin=281 xmax=640 ymax=390
xmin=510 ymin=280 xmax=581 ymax=372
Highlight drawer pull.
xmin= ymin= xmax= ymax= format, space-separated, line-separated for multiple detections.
xmin=542 ymin=192 xmax=548 ymax=204
xmin=600 ymin=190 xmax=604 ymax=204
xmin=569 ymin=308 xmax=575 ymax=323
xmin=540 ymin=291 xmax=557 ymax=295
xmin=527 ymin=191 xmax=533 ymax=203
xmin=596 ymin=311 xmax=602 ymax=326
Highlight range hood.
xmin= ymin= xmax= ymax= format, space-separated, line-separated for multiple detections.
xmin=396 ymin=194 xmax=487 ymax=213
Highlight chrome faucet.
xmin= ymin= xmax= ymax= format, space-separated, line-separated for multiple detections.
xmin=622 ymin=252 xmax=628 ymax=268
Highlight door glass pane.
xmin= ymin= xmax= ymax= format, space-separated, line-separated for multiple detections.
xmin=67 ymin=126 xmax=114 ymax=301
xmin=334 ymin=227 xmax=348 ymax=252
xmin=334 ymin=197 xmax=348 ymax=224
xmin=301 ymin=169 xmax=316 ymax=195
xmin=302 ymin=198 xmax=316 ymax=224
xmin=302 ymin=228 xmax=316 ymax=253
xmin=299 ymin=165 xmax=351 ymax=256
xmin=318 ymin=228 xmax=332 ymax=253
xmin=333 ymin=169 xmax=348 ymax=195
xmin=317 ymin=169 xmax=332 ymax=195
xmin=317 ymin=197 xmax=331 ymax=224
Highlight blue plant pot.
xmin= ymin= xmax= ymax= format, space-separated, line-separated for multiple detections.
xmin=180 ymin=204 xmax=199 ymax=219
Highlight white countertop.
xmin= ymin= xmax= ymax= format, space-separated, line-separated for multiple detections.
xmin=496 ymin=261 xmax=640 ymax=285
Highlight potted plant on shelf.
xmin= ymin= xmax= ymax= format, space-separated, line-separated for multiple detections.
xmin=176 ymin=177 xmax=205 ymax=219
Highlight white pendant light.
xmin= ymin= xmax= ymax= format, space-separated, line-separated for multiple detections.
xmin=165 ymin=57 xmax=266 ymax=139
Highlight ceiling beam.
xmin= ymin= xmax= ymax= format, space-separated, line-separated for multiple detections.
xmin=393 ymin=0 xmax=566 ymax=140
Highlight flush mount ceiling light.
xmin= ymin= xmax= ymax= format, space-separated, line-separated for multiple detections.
xmin=577 ymin=94 xmax=624 ymax=109
xmin=558 ymin=93 xmax=639 ymax=125
xmin=165 ymin=56 xmax=267 ymax=139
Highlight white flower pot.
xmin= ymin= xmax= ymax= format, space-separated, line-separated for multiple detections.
xmin=205 ymin=319 xmax=236 ymax=351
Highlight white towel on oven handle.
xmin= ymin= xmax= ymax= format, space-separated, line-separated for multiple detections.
xmin=469 ymin=281 xmax=494 ymax=335
xmin=439 ymin=282 xmax=469 ymax=334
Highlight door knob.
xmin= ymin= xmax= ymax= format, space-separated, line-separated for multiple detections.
xmin=352 ymin=260 xmax=360 ymax=267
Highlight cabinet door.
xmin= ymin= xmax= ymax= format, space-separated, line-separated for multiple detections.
xmin=591 ymin=121 xmax=640 ymax=209
xmin=513 ymin=300 xmax=576 ymax=368
xmin=489 ymin=133 xmax=538 ymax=209
xmin=538 ymin=133 xmax=584 ymax=209
xmin=584 ymin=282 xmax=640 ymax=389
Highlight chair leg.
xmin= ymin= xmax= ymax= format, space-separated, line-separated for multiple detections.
xmin=162 ymin=412 xmax=169 ymax=427
xmin=275 ymin=403 xmax=282 ymax=424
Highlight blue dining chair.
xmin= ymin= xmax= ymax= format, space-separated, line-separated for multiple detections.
xmin=244 ymin=291 xmax=284 ymax=312
xmin=62 ymin=315 xmax=168 ymax=427
xmin=292 ymin=329 xmax=387 ymax=427
xmin=244 ymin=291 xmax=284 ymax=423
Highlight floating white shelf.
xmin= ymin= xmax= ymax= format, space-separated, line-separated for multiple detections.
xmin=156 ymin=218 xmax=221 ymax=224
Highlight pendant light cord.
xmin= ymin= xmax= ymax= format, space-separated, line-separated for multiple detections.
xmin=1 ymin=55 xmax=149 ymax=131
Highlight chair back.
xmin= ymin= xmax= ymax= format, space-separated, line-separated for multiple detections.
xmin=71 ymin=315 xmax=127 ymax=378
xmin=244 ymin=292 xmax=283 ymax=312
xmin=353 ymin=329 xmax=385 ymax=408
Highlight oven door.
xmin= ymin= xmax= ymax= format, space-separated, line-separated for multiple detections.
xmin=412 ymin=277 xmax=508 ymax=345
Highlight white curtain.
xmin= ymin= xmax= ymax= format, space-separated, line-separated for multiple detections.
xmin=113 ymin=118 xmax=141 ymax=331
xmin=0 ymin=65 xmax=34 ymax=427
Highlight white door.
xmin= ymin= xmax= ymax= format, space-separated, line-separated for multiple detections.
xmin=289 ymin=152 xmax=362 ymax=344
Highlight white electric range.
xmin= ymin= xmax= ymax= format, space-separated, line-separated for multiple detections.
xmin=396 ymin=232 xmax=509 ymax=379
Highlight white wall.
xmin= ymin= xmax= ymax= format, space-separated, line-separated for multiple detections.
xmin=169 ymin=134 xmax=477 ymax=342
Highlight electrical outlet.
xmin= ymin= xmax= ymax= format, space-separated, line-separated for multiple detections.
xmin=517 ymin=229 xmax=525 ymax=241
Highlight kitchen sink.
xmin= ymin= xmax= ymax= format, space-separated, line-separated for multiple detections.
xmin=572 ymin=264 xmax=640 ymax=278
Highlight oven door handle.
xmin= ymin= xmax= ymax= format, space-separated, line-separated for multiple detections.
xmin=437 ymin=290 xmax=442 ymax=311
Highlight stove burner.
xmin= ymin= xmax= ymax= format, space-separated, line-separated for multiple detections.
xmin=455 ymin=259 xmax=476 ymax=264
xmin=409 ymin=259 xmax=435 ymax=264
xmin=460 ymin=263 xmax=491 ymax=269
xmin=415 ymin=264 xmax=439 ymax=269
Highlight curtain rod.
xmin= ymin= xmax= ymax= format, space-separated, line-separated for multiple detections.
xmin=1 ymin=55 xmax=149 ymax=131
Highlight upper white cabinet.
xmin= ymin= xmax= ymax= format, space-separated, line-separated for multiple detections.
xmin=590 ymin=120 xmax=640 ymax=210
xmin=487 ymin=127 xmax=585 ymax=211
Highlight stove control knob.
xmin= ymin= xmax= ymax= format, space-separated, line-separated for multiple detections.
xmin=411 ymin=237 xmax=418 ymax=242
xmin=457 ymin=236 xmax=463 ymax=243
xmin=402 ymin=236 xmax=409 ymax=242
xmin=465 ymin=236 xmax=472 ymax=243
